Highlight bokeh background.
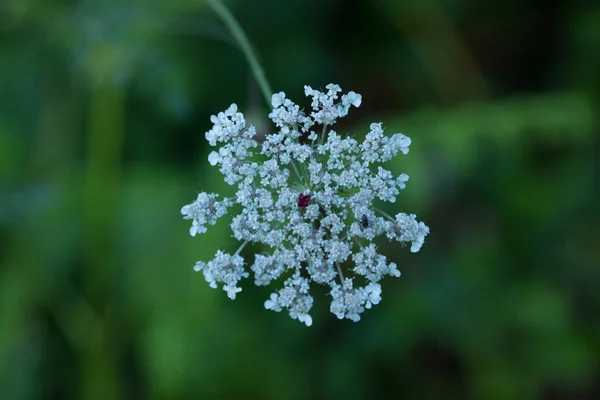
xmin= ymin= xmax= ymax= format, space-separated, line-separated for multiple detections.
xmin=1 ymin=0 xmax=599 ymax=398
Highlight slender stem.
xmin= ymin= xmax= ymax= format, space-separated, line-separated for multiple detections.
xmin=290 ymin=160 xmax=303 ymax=183
xmin=82 ymin=74 xmax=124 ymax=400
xmin=335 ymin=262 xmax=345 ymax=282
xmin=234 ymin=240 xmax=250 ymax=256
xmin=319 ymin=123 xmax=328 ymax=146
xmin=373 ymin=206 xmax=395 ymax=222
xmin=352 ymin=237 xmax=364 ymax=250
xmin=207 ymin=0 xmax=273 ymax=108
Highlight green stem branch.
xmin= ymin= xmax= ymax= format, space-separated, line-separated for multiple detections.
xmin=207 ymin=0 xmax=273 ymax=108
xmin=290 ymin=160 xmax=303 ymax=183
xmin=373 ymin=206 xmax=395 ymax=222
xmin=335 ymin=262 xmax=345 ymax=282
xmin=234 ymin=240 xmax=250 ymax=257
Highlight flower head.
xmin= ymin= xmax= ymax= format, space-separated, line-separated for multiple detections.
xmin=297 ymin=193 xmax=311 ymax=208
xmin=181 ymin=84 xmax=429 ymax=325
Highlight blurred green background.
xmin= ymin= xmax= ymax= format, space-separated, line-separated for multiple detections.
xmin=1 ymin=0 xmax=599 ymax=399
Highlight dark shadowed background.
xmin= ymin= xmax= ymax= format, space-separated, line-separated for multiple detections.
xmin=1 ymin=0 xmax=599 ymax=399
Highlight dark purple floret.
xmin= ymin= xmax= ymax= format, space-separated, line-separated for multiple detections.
xmin=297 ymin=193 xmax=311 ymax=208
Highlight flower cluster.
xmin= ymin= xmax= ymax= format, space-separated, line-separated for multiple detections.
xmin=181 ymin=84 xmax=429 ymax=326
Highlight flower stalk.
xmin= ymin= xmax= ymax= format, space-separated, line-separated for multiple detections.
xmin=206 ymin=0 xmax=273 ymax=107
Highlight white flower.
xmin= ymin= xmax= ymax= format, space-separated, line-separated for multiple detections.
xmin=330 ymin=279 xmax=367 ymax=322
xmin=193 ymin=251 xmax=248 ymax=299
xmin=297 ymin=314 xmax=313 ymax=327
xmin=386 ymin=213 xmax=431 ymax=253
xmin=264 ymin=293 xmax=282 ymax=311
xmin=182 ymin=84 xmax=429 ymax=326
xmin=344 ymin=91 xmax=362 ymax=107
xmin=365 ymin=283 xmax=382 ymax=309
xmin=353 ymin=244 xmax=400 ymax=282
xmin=181 ymin=193 xmax=233 ymax=236
xmin=271 ymin=92 xmax=286 ymax=108
xmin=208 ymin=151 xmax=222 ymax=166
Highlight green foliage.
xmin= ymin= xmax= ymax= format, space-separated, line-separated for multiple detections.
xmin=1 ymin=0 xmax=599 ymax=399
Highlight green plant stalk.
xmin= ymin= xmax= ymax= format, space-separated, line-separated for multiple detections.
xmin=206 ymin=0 xmax=313 ymax=186
xmin=81 ymin=77 xmax=124 ymax=400
xmin=373 ymin=206 xmax=395 ymax=222
xmin=335 ymin=262 xmax=345 ymax=282
xmin=234 ymin=239 xmax=250 ymax=256
xmin=207 ymin=0 xmax=273 ymax=108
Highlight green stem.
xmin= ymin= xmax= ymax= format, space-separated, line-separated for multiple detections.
xmin=335 ymin=262 xmax=345 ymax=282
xmin=290 ymin=160 xmax=303 ymax=183
xmin=234 ymin=240 xmax=250 ymax=256
xmin=207 ymin=0 xmax=273 ymax=108
xmin=352 ymin=237 xmax=364 ymax=250
xmin=319 ymin=123 xmax=328 ymax=146
xmin=373 ymin=206 xmax=395 ymax=222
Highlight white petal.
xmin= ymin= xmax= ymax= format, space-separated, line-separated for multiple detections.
xmin=205 ymin=130 xmax=217 ymax=146
xmin=300 ymin=314 xmax=313 ymax=327
xmin=346 ymin=91 xmax=362 ymax=107
xmin=208 ymin=151 xmax=222 ymax=166
xmin=225 ymin=104 xmax=237 ymax=115
xmin=271 ymin=92 xmax=285 ymax=108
